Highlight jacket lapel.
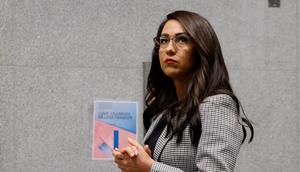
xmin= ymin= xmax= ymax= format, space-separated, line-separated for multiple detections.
xmin=143 ymin=113 xmax=172 ymax=160
xmin=143 ymin=114 xmax=163 ymax=143
xmin=152 ymin=127 xmax=172 ymax=160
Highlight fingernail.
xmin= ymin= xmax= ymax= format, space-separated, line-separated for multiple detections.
xmin=130 ymin=153 xmax=134 ymax=157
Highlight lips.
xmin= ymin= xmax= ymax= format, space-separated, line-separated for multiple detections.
xmin=164 ymin=58 xmax=177 ymax=64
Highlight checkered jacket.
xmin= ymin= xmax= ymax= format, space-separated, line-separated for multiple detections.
xmin=143 ymin=94 xmax=244 ymax=172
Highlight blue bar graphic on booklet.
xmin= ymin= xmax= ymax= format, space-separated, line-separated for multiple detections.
xmin=114 ymin=130 xmax=119 ymax=149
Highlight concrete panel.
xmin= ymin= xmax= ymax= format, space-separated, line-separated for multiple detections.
xmin=0 ymin=0 xmax=147 ymax=68
xmin=212 ymin=0 xmax=297 ymax=71
xmin=298 ymin=68 xmax=300 ymax=172
xmin=0 ymin=0 xmax=11 ymax=65
xmin=0 ymin=66 xmax=15 ymax=172
xmin=262 ymin=1 xmax=297 ymax=70
xmin=230 ymin=69 xmax=298 ymax=172
xmin=0 ymin=66 xmax=143 ymax=172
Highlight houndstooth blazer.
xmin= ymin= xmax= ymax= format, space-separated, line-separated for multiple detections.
xmin=143 ymin=94 xmax=244 ymax=172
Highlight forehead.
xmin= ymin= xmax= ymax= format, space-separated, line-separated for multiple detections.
xmin=161 ymin=19 xmax=187 ymax=36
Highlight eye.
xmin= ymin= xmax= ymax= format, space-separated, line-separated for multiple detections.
xmin=175 ymin=35 xmax=190 ymax=44
xmin=159 ymin=37 xmax=169 ymax=44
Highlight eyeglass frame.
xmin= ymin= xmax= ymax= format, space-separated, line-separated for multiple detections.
xmin=153 ymin=32 xmax=193 ymax=49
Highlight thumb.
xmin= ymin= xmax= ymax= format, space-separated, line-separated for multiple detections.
xmin=144 ymin=145 xmax=152 ymax=157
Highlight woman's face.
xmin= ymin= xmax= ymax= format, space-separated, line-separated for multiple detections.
xmin=159 ymin=19 xmax=195 ymax=81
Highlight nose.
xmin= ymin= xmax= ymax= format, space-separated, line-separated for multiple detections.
xmin=165 ymin=40 xmax=177 ymax=55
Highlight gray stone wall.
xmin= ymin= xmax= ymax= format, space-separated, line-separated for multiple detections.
xmin=0 ymin=0 xmax=298 ymax=171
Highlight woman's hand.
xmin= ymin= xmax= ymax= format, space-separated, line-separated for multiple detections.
xmin=112 ymin=138 xmax=154 ymax=172
xmin=119 ymin=144 xmax=152 ymax=158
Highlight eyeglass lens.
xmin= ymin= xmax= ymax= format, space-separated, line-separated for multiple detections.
xmin=155 ymin=33 xmax=191 ymax=48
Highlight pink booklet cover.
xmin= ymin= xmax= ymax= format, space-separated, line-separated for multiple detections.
xmin=93 ymin=101 xmax=137 ymax=160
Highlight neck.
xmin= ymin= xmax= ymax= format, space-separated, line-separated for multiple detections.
xmin=173 ymin=76 xmax=191 ymax=101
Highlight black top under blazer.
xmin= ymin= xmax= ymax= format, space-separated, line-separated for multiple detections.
xmin=143 ymin=94 xmax=244 ymax=172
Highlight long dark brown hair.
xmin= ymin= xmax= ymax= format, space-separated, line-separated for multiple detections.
xmin=143 ymin=10 xmax=254 ymax=146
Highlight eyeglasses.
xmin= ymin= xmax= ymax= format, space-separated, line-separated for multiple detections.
xmin=153 ymin=33 xmax=192 ymax=49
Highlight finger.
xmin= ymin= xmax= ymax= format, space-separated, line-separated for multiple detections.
xmin=128 ymin=138 xmax=141 ymax=149
xmin=143 ymin=145 xmax=152 ymax=156
xmin=121 ymin=146 xmax=138 ymax=157
xmin=131 ymin=146 xmax=138 ymax=156
xmin=112 ymin=149 xmax=125 ymax=160
xmin=112 ymin=149 xmax=117 ymax=157
xmin=116 ymin=153 xmax=125 ymax=160
xmin=115 ymin=156 xmax=130 ymax=170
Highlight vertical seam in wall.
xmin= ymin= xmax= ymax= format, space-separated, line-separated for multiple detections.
xmin=297 ymin=0 xmax=299 ymax=170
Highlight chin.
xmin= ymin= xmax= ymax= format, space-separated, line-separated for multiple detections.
xmin=163 ymin=71 xmax=180 ymax=80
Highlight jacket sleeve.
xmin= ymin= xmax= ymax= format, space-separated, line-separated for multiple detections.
xmin=150 ymin=161 xmax=184 ymax=172
xmin=195 ymin=95 xmax=243 ymax=171
xmin=149 ymin=95 xmax=243 ymax=172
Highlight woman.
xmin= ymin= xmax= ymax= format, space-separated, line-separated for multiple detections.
xmin=112 ymin=10 xmax=254 ymax=172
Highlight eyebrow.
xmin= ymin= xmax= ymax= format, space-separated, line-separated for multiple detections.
xmin=160 ymin=32 xmax=189 ymax=37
